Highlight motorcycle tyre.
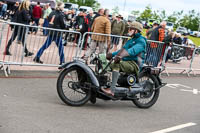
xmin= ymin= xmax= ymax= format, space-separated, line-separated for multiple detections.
xmin=57 ymin=67 xmax=91 ymax=106
xmin=132 ymin=72 xmax=160 ymax=109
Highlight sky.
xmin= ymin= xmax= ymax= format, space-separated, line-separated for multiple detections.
xmin=97 ymin=0 xmax=200 ymax=15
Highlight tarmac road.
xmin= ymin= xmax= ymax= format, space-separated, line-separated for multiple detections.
xmin=0 ymin=76 xmax=200 ymax=133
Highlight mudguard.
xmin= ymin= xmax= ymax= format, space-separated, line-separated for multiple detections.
xmin=141 ymin=66 xmax=165 ymax=86
xmin=59 ymin=60 xmax=100 ymax=87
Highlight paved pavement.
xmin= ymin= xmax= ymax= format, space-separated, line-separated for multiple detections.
xmin=0 ymin=75 xmax=200 ymax=133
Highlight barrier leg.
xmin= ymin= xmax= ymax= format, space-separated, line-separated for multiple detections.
xmin=1 ymin=64 xmax=8 ymax=77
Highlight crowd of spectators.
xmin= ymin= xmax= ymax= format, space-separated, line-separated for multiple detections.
xmin=2 ymin=0 xmax=194 ymax=66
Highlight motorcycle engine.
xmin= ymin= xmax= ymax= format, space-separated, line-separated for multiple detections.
xmin=117 ymin=74 xmax=137 ymax=87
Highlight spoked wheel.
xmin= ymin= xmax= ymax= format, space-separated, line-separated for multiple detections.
xmin=132 ymin=72 xmax=160 ymax=108
xmin=57 ymin=67 xmax=91 ymax=106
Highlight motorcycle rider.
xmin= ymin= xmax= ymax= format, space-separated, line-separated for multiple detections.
xmin=101 ymin=21 xmax=147 ymax=96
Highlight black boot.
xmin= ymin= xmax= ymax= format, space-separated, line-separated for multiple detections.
xmin=4 ymin=50 xmax=12 ymax=55
xmin=25 ymin=52 xmax=34 ymax=57
xmin=33 ymin=57 xmax=43 ymax=64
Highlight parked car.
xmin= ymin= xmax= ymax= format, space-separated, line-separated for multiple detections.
xmin=64 ymin=2 xmax=78 ymax=11
xmin=176 ymin=27 xmax=188 ymax=35
xmin=191 ymin=31 xmax=200 ymax=37
xmin=166 ymin=22 xmax=174 ymax=31
xmin=79 ymin=6 xmax=92 ymax=13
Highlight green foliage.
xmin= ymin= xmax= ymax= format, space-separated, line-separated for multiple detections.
xmin=140 ymin=5 xmax=153 ymax=21
xmin=179 ymin=10 xmax=200 ymax=31
xmin=112 ymin=6 xmax=119 ymax=14
xmin=152 ymin=10 xmax=160 ymax=20
xmin=132 ymin=5 xmax=200 ymax=31
xmin=131 ymin=10 xmax=140 ymax=17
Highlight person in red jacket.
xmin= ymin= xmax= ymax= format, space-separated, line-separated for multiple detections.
xmin=32 ymin=2 xmax=42 ymax=34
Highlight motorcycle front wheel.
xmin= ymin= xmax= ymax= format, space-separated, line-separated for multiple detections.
xmin=57 ymin=67 xmax=91 ymax=106
xmin=132 ymin=72 xmax=160 ymax=109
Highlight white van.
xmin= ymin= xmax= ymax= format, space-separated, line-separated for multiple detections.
xmin=64 ymin=3 xmax=78 ymax=10
xmin=79 ymin=6 xmax=93 ymax=13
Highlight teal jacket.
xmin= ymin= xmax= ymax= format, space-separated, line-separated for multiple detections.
xmin=112 ymin=33 xmax=147 ymax=67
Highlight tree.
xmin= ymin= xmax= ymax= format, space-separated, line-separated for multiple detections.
xmin=179 ymin=10 xmax=200 ymax=31
xmin=159 ymin=10 xmax=166 ymax=21
xmin=152 ymin=10 xmax=160 ymax=20
xmin=167 ymin=12 xmax=177 ymax=24
xmin=112 ymin=6 xmax=119 ymax=15
xmin=131 ymin=10 xmax=140 ymax=18
xmin=93 ymin=2 xmax=101 ymax=11
xmin=140 ymin=5 xmax=153 ymax=21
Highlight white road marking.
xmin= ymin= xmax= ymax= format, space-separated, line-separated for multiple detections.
xmin=150 ymin=122 xmax=197 ymax=133
xmin=193 ymin=89 xmax=199 ymax=95
xmin=166 ymin=84 xmax=177 ymax=88
xmin=166 ymin=84 xmax=191 ymax=89
xmin=180 ymin=89 xmax=200 ymax=95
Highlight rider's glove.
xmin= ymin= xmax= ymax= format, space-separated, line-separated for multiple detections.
xmin=114 ymin=56 xmax=121 ymax=64
xmin=106 ymin=53 xmax=112 ymax=60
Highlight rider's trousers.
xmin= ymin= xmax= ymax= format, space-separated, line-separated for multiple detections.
xmin=110 ymin=61 xmax=139 ymax=75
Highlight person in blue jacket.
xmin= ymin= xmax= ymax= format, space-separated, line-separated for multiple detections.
xmin=102 ymin=21 xmax=147 ymax=96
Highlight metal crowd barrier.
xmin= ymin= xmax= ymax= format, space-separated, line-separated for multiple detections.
xmin=145 ymin=40 xmax=167 ymax=70
xmin=163 ymin=43 xmax=197 ymax=76
xmin=1 ymin=20 xmax=199 ymax=77
xmin=188 ymin=47 xmax=200 ymax=76
xmin=76 ymin=32 xmax=167 ymax=70
xmin=76 ymin=32 xmax=130 ymax=58
xmin=0 ymin=20 xmax=82 ymax=76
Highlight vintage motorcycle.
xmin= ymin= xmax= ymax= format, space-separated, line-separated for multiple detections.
xmin=57 ymin=54 xmax=166 ymax=108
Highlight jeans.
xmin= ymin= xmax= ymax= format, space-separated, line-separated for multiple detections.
xmin=6 ymin=26 xmax=29 ymax=53
xmin=34 ymin=18 xmax=40 ymax=33
xmin=35 ymin=35 xmax=65 ymax=63
xmin=43 ymin=19 xmax=49 ymax=36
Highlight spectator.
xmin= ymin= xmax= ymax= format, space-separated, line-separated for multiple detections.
xmin=32 ymin=2 xmax=42 ymax=34
xmin=111 ymin=13 xmax=116 ymax=22
xmin=163 ymin=31 xmax=175 ymax=63
xmin=74 ymin=11 xmax=85 ymax=44
xmin=182 ymin=35 xmax=189 ymax=46
xmin=121 ymin=20 xmax=131 ymax=46
xmin=33 ymin=2 xmax=67 ymax=65
xmin=74 ymin=11 xmax=84 ymax=31
xmin=91 ymin=8 xmax=104 ymax=25
xmin=82 ymin=9 xmax=111 ymax=62
xmin=42 ymin=3 xmax=52 ymax=36
xmin=123 ymin=20 xmax=131 ymax=36
xmin=0 ymin=1 xmax=7 ymax=18
xmin=173 ymin=33 xmax=182 ymax=45
xmin=10 ymin=2 xmax=19 ymax=22
xmin=11 ymin=2 xmax=19 ymax=16
xmin=4 ymin=0 xmax=33 ymax=57
xmin=71 ymin=9 xmax=76 ymax=19
xmin=147 ymin=21 xmax=166 ymax=67
xmin=146 ymin=21 xmax=159 ymax=39
xmin=80 ymin=10 xmax=93 ymax=50
xmin=111 ymin=14 xmax=125 ymax=51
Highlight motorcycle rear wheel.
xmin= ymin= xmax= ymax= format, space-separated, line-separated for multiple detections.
xmin=132 ymin=72 xmax=160 ymax=109
xmin=57 ymin=67 xmax=91 ymax=106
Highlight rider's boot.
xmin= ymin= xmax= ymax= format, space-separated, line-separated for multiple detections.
xmin=101 ymin=71 xmax=119 ymax=96
xmin=110 ymin=71 xmax=119 ymax=93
